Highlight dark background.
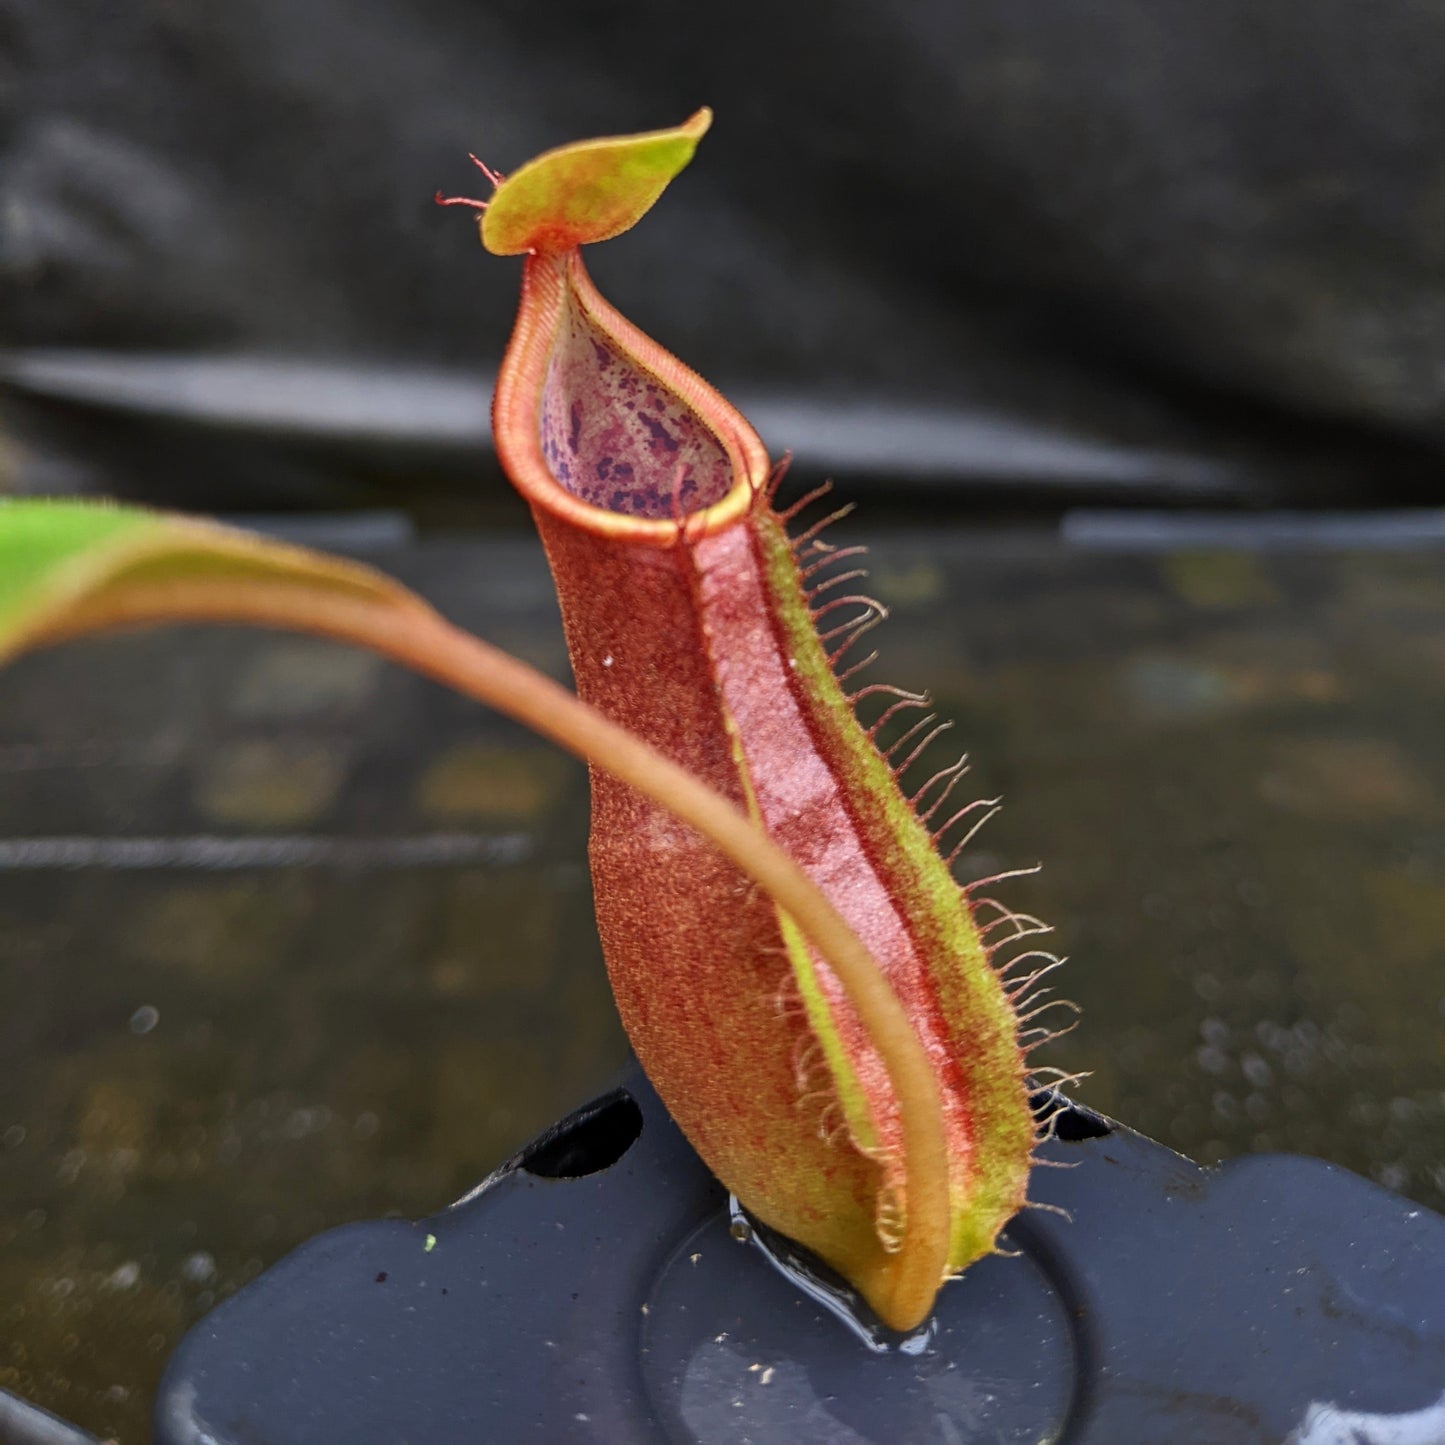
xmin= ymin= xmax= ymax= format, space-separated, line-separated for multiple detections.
xmin=4 ymin=0 xmax=1445 ymax=511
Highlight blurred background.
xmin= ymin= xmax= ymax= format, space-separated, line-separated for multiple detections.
xmin=2 ymin=3 xmax=1444 ymax=1439
xmin=6 ymin=0 xmax=1445 ymax=512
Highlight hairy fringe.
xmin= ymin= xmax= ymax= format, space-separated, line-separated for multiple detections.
xmin=1013 ymin=995 xmax=1082 ymax=1028
xmin=815 ymin=597 xmax=888 ymax=642
xmin=1019 ymin=1018 xmax=1081 ymax=1051
xmin=875 ymin=1183 xmax=906 ymax=1254
xmin=910 ymin=752 xmax=970 ymax=813
xmin=1020 ymin=1199 xmax=1074 ymax=1223
xmin=790 ymin=502 xmax=856 ymax=551
xmin=996 ymin=951 xmax=1067 ymax=988
xmin=777 ymin=481 xmax=1082 ymax=1211
xmin=776 ymin=477 xmax=834 ymax=525
xmin=942 ymin=803 xmax=1002 ymax=865
xmin=1029 ymin=1067 xmax=1092 ymax=1093
xmin=826 ymin=608 xmax=888 ymax=665
xmin=965 ymin=864 xmax=1043 ymax=894
xmin=806 ymin=565 xmax=871 ymax=604
xmin=982 ymin=910 xmax=1053 ymax=949
xmin=879 ymin=712 xmax=937 ymax=764
xmin=864 ymin=691 xmax=932 ymax=740
xmin=800 ymin=544 xmax=869 ymax=583
xmin=835 ymin=649 xmax=879 ymax=684
xmin=792 ymin=1036 xmax=825 ymax=1095
xmin=759 ymin=452 xmax=794 ymax=507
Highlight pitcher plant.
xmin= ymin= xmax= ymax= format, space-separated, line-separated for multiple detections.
xmin=0 ymin=110 xmax=1073 ymax=1333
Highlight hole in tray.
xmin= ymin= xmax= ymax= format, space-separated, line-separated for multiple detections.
xmin=1031 ymin=1089 xmax=1114 ymax=1142
xmin=521 ymin=1089 xmax=643 ymax=1178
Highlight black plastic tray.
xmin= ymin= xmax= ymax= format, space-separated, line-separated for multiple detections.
xmin=152 ymin=1066 xmax=1445 ymax=1443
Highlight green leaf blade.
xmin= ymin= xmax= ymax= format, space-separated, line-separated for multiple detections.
xmin=0 ymin=499 xmax=415 ymax=664
xmin=0 ymin=501 xmax=150 ymax=646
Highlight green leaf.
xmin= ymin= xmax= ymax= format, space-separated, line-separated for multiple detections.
xmin=481 ymin=108 xmax=712 ymax=256
xmin=0 ymin=499 xmax=417 ymax=664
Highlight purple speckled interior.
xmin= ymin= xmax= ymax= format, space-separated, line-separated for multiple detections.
xmin=539 ymin=297 xmax=735 ymax=518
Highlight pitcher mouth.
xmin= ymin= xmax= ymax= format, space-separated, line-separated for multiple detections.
xmin=493 ymin=250 xmax=768 ymax=545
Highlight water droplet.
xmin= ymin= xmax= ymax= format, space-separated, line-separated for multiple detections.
xmin=106 ymin=1262 xmax=140 ymax=1291
xmin=182 ymin=1251 xmax=216 ymax=1284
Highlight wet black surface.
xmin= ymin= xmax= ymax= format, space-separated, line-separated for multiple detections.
xmin=2 ymin=522 xmax=1443 ymax=1440
xmin=154 ymin=1070 xmax=1445 ymax=1445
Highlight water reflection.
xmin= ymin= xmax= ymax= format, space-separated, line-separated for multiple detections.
xmin=1287 ymin=1390 xmax=1445 ymax=1445
xmin=644 ymin=1207 xmax=1074 ymax=1443
xmin=726 ymin=1195 xmax=936 ymax=1356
